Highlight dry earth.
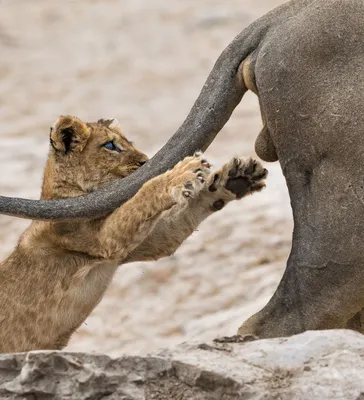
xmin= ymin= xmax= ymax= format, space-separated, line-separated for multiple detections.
xmin=0 ymin=0 xmax=290 ymax=356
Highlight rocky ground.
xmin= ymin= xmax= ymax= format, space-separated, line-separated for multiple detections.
xmin=0 ymin=331 xmax=362 ymax=400
xmin=0 ymin=0 xmax=290 ymax=356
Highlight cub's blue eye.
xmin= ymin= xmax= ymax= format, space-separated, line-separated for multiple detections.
xmin=103 ymin=141 xmax=122 ymax=152
xmin=104 ymin=141 xmax=115 ymax=150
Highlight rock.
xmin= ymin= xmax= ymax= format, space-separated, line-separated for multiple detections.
xmin=0 ymin=330 xmax=363 ymax=399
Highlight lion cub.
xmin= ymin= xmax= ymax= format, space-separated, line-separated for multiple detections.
xmin=0 ymin=116 xmax=267 ymax=352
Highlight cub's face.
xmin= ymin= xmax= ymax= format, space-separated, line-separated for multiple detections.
xmin=42 ymin=115 xmax=148 ymax=199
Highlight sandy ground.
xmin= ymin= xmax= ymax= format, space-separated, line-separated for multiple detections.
xmin=0 ymin=0 xmax=291 ymax=356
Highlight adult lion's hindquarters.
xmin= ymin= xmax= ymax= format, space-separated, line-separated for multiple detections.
xmin=238 ymin=0 xmax=364 ymax=337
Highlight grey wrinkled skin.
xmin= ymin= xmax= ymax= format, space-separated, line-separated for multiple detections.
xmin=239 ymin=0 xmax=364 ymax=337
xmin=2 ymin=0 xmax=364 ymax=336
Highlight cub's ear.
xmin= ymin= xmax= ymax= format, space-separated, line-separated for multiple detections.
xmin=97 ymin=118 xmax=121 ymax=132
xmin=50 ymin=116 xmax=91 ymax=154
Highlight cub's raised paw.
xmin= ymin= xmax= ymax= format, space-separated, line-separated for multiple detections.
xmin=209 ymin=157 xmax=268 ymax=199
xmin=168 ymin=152 xmax=212 ymax=204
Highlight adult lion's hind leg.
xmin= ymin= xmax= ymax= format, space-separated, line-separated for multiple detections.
xmin=346 ymin=309 xmax=364 ymax=333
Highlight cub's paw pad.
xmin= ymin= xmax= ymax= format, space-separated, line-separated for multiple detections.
xmin=210 ymin=199 xmax=225 ymax=211
xmin=225 ymin=157 xmax=268 ymax=198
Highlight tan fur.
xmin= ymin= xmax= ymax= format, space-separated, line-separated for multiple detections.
xmin=240 ymin=55 xmax=258 ymax=94
xmin=0 ymin=116 xmax=267 ymax=352
xmin=240 ymin=57 xmax=278 ymax=163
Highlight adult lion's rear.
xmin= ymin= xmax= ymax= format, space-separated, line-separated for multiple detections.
xmin=1 ymin=0 xmax=364 ymax=338
xmin=238 ymin=0 xmax=364 ymax=337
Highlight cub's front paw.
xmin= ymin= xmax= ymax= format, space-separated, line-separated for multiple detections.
xmin=210 ymin=157 xmax=268 ymax=199
xmin=169 ymin=152 xmax=211 ymax=204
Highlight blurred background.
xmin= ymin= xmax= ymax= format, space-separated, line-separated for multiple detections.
xmin=0 ymin=0 xmax=290 ymax=356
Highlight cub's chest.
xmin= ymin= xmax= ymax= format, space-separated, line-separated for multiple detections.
xmin=61 ymin=260 xmax=119 ymax=326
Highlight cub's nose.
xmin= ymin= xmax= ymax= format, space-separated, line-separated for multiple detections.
xmin=137 ymin=160 xmax=146 ymax=167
